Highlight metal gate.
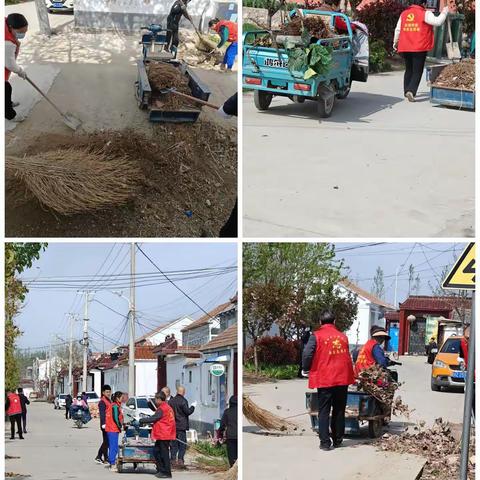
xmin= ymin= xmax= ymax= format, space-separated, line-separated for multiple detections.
xmin=408 ymin=318 xmax=427 ymax=355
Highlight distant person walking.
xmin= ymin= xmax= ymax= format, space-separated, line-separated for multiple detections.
xmin=17 ymin=388 xmax=30 ymax=434
xmin=394 ymin=0 xmax=449 ymax=101
xmin=5 ymin=389 xmax=24 ymax=440
xmin=65 ymin=393 xmax=73 ymax=419
xmin=95 ymin=385 xmax=112 ymax=465
xmin=169 ymin=386 xmax=196 ymax=468
xmin=218 ymin=395 xmax=237 ymax=467
xmin=105 ymin=391 xmax=124 ymax=472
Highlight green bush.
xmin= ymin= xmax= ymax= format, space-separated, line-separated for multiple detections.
xmin=243 ymin=0 xmax=297 ymax=9
xmin=245 ymin=363 xmax=299 ymax=379
xmin=369 ymin=40 xmax=392 ymax=73
xmin=195 ymin=441 xmax=228 ymax=459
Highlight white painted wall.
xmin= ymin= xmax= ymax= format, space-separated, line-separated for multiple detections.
xmin=103 ymin=361 xmax=157 ymax=396
xmin=144 ymin=317 xmax=193 ymax=346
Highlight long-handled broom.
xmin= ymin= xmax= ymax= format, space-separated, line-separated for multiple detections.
xmin=243 ymin=395 xmax=298 ymax=432
xmin=6 ymin=148 xmax=141 ymax=214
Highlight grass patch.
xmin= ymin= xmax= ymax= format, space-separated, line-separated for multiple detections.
xmin=245 ymin=363 xmax=299 ymax=379
xmin=194 ymin=441 xmax=228 ymax=458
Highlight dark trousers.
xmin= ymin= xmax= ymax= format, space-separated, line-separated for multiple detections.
xmin=402 ymin=51 xmax=427 ymax=96
xmin=170 ymin=429 xmax=187 ymax=461
xmin=154 ymin=440 xmax=172 ymax=477
xmin=317 ymin=385 xmax=348 ymax=447
xmin=21 ymin=412 xmax=27 ymax=433
xmin=5 ymin=81 xmax=16 ymax=120
xmin=97 ymin=429 xmax=109 ymax=461
xmin=9 ymin=414 xmax=23 ymax=439
xmin=226 ymin=439 xmax=237 ymax=467
xmin=166 ymin=26 xmax=179 ymax=52
xmin=65 ymin=405 xmax=71 ymax=419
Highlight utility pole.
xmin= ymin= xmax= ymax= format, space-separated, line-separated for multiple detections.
xmin=82 ymin=292 xmax=90 ymax=393
xmin=394 ymin=266 xmax=400 ymax=307
xmin=48 ymin=341 xmax=52 ymax=397
xmin=128 ymin=243 xmax=136 ymax=397
xmin=68 ymin=314 xmax=74 ymax=395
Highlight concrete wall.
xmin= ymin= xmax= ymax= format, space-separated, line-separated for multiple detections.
xmin=74 ymin=0 xmax=238 ymax=31
xmin=182 ymin=324 xmax=212 ymax=347
xmin=146 ymin=316 xmax=193 ymax=346
xmin=135 ymin=360 xmax=157 ymax=396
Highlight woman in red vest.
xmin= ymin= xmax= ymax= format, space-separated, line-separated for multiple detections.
xmin=393 ymin=0 xmax=449 ymax=101
xmin=208 ymin=18 xmax=238 ymax=71
xmin=302 ymin=311 xmax=355 ymax=451
xmin=353 ymin=326 xmax=391 ymax=376
xmin=105 ymin=391 xmax=124 ymax=472
xmin=5 ymin=13 xmax=28 ymax=122
xmin=139 ymin=390 xmax=176 ymax=478
xmin=5 ymin=389 xmax=24 ymax=440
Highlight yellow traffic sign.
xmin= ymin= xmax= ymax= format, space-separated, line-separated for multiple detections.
xmin=442 ymin=243 xmax=475 ymax=290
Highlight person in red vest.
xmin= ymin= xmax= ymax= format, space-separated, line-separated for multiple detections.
xmin=302 ymin=311 xmax=355 ymax=451
xmin=393 ymin=0 xmax=449 ymax=101
xmin=139 ymin=390 xmax=176 ymax=478
xmin=5 ymin=389 xmax=24 ymax=440
xmin=460 ymin=324 xmax=470 ymax=368
xmin=208 ymin=18 xmax=238 ymax=71
xmin=353 ymin=326 xmax=392 ymax=376
xmin=105 ymin=391 xmax=124 ymax=472
xmin=5 ymin=13 xmax=29 ymax=122
xmin=94 ymin=384 xmax=112 ymax=465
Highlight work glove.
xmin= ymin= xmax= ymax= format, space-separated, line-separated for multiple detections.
xmin=301 ymin=370 xmax=309 ymax=378
xmin=101 ymin=424 xmax=106 ymax=430
xmin=17 ymin=69 xmax=27 ymax=80
xmin=191 ymin=401 xmax=197 ymax=408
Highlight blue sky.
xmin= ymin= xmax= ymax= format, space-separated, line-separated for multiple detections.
xmin=16 ymin=242 xmax=238 ymax=352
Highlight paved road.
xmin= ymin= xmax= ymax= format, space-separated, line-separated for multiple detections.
xmin=243 ymin=356 xmax=464 ymax=479
xmin=5 ymin=402 xmax=212 ymax=480
xmin=243 ymin=70 xmax=474 ymax=238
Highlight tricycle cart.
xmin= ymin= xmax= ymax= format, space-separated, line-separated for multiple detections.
xmin=69 ymin=406 xmax=92 ymax=429
xmin=117 ymin=426 xmax=156 ymax=473
xmin=306 ymin=389 xmax=390 ymax=439
xmin=243 ymin=10 xmax=368 ymax=118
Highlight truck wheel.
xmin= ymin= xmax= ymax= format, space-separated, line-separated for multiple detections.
xmin=317 ymin=95 xmax=334 ymax=118
xmin=254 ymin=90 xmax=272 ymax=111
xmin=368 ymin=419 xmax=383 ymax=438
xmin=431 ymin=378 xmax=441 ymax=391
xmin=336 ymin=86 xmax=351 ymax=99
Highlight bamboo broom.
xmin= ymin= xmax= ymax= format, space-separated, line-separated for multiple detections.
xmin=6 ymin=148 xmax=141 ymax=215
xmin=243 ymin=395 xmax=297 ymax=432
xmin=219 ymin=461 xmax=238 ymax=480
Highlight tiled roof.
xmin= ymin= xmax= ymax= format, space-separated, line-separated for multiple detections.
xmin=199 ymin=323 xmax=237 ymax=351
xmin=385 ymin=311 xmax=400 ymax=321
xmin=182 ymin=300 xmax=235 ymax=332
xmin=340 ymin=279 xmax=395 ymax=310
xmin=118 ymin=345 xmax=157 ymax=363
xmin=399 ymin=295 xmax=470 ymax=312
xmin=135 ymin=317 xmax=189 ymax=344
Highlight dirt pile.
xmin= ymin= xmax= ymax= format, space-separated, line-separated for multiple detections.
xmin=177 ymin=30 xmax=225 ymax=70
xmin=279 ymin=16 xmax=333 ymax=39
xmin=6 ymin=121 xmax=237 ymax=237
xmin=433 ymin=60 xmax=475 ymax=91
xmin=379 ymin=418 xmax=475 ymax=480
xmin=147 ymin=62 xmax=194 ymax=110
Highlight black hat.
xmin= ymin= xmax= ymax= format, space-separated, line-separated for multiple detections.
xmin=7 ymin=14 xmax=28 ymax=29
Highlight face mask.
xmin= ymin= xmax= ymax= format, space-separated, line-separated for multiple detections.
xmin=15 ymin=31 xmax=26 ymax=40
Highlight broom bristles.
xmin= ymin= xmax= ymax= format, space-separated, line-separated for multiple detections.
xmin=219 ymin=461 xmax=237 ymax=480
xmin=6 ymin=148 xmax=141 ymax=215
xmin=243 ymin=395 xmax=297 ymax=432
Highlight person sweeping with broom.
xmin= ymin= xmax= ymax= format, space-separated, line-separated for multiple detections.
xmin=5 ymin=13 xmax=29 ymax=122
xmin=165 ymin=0 xmax=193 ymax=55
xmin=302 ymin=311 xmax=355 ymax=451
xmin=208 ymin=18 xmax=238 ymax=71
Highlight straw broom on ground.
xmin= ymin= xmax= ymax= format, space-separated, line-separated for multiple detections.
xmin=243 ymin=395 xmax=297 ymax=432
xmin=6 ymin=148 xmax=141 ymax=215
xmin=219 ymin=461 xmax=237 ymax=480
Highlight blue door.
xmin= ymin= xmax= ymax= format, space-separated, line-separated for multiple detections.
xmin=388 ymin=325 xmax=399 ymax=353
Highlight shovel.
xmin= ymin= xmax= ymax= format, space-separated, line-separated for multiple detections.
xmin=159 ymin=88 xmax=220 ymax=109
xmin=25 ymin=76 xmax=82 ymax=131
xmin=446 ymin=17 xmax=461 ymax=60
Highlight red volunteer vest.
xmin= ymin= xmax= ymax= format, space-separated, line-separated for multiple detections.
xmin=214 ymin=20 xmax=237 ymax=42
xmin=461 ymin=337 xmax=469 ymax=368
xmin=151 ymin=402 xmax=176 ymax=441
xmin=105 ymin=401 xmax=123 ymax=432
xmin=5 ymin=18 xmax=20 ymax=81
xmin=7 ymin=392 xmax=22 ymax=416
xmin=397 ymin=5 xmax=434 ymax=53
xmin=308 ymin=324 xmax=355 ymax=389
xmin=354 ymin=338 xmax=377 ymax=376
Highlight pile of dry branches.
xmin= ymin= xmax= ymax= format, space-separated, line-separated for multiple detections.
xmin=243 ymin=395 xmax=297 ymax=432
xmin=433 ymin=59 xmax=475 ymax=91
xmin=279 ymin=16 xmax=333 ymax=39
xmin=379 ymin=418 xmax=475 ymax=479
xmin=356 ymin=365 xmax=400 ymax=407
xmin=6 ymin=149 xmax=141 ymax=215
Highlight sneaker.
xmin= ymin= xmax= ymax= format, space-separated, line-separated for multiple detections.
xmin=94 ymin=457 xmax=103 ymax=464
xmin=10 ymin=437 xmax=14 ymax=440
xmin=109 ymin=465 xmax=118 ymax=472
xmin=102 ymin=460 xmax=109 ymax=465
xmin=155 ymin=474 xmax=172 ymax=479
xmin=319 ymin=443 xmax=331 ymax=451
xmin=12 ymin=113 xmax=26 ymax=122
xmin=333 ymin=439 xmax=343 ymax=448
xmin=405 ymin=91 xmax=415 ymax=102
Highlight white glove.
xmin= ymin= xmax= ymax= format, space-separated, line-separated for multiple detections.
xmin=442 ymin=5 xmax=449 ymax=14
xmin=217 ymin=106 xmax=232 ymax=119
xmin=301 ymin=370 xmax=309 ymax=378
xmin=191 ymin=401 xmax=197 ymax=408
xmin=17 ymin=69 xmax=27 ymax=80
xmin=101 ymin=424 xmax=106 ymax=429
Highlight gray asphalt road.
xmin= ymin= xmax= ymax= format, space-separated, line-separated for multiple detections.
xmin=5 ymin=402 xmax=212 ymax=480
xmin=243 ymin=70 xmax=474 ymax=238
xmin=243 ymin=356 xmax=464 ymax=479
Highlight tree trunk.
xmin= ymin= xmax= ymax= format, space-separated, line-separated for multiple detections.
xmin=253 ymin=342 xmax=259 ymax=374
xmin=34 ymin=0 xmax=52 ymax=36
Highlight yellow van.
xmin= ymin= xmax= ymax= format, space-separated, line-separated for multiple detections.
xmin=431 ymin=336 xmax=466 ymax=392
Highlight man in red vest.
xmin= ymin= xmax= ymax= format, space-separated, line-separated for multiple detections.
xmin=208 ymin=18 xmax=238 ymax=71
xmin=302 ymin=311 xmax=354 ymax=450
xmin=5 ymin=13 xmax=29 ymax=122
xmin=353 ymin=326 xmax=391 ymax=376
xmin=393 ymin=0 xmax=449 ymax=101
xmin=5 ymin=389 xmax=24 ymax=440
xmin=139 ymin=390 xmax=176 ymax=478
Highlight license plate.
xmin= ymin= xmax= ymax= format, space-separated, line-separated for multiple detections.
xmin=264 ymin=58 xmax=288 ymax=68
xmin=452 ymin=371 xmax=466 ymax=379
xmin=53 ymin=2 xmax=64 ymax=7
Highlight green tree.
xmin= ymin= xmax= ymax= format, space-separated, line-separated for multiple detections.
xmin=372 ymin=266 xmax=385 ymax=300
xmin=5 ymin=243 xmax=47 ymax=391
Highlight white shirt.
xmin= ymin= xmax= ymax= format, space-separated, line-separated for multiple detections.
xmin=5 ymin=41 xmax=24 ymax=76
xmin=393 ymin=10 xmax=447 ymax=46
